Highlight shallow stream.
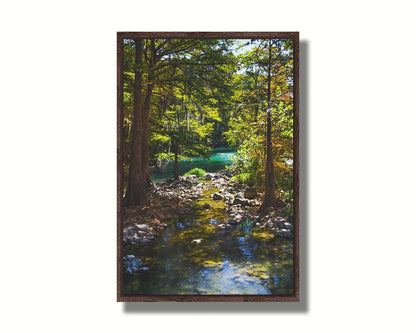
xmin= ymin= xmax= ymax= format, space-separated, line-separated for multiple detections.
xmin=124 ymin=182 xmax=294 ymax=295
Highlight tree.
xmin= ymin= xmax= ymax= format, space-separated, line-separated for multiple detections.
xmin=259 ymin=40 xmax=279 ymax=211
xmin=257 ymin=39 xmax=294 ymax=211
xmin=123 ymin=38 xmax=236 ymax=204
xmin=224 ymin=39 xmax=294 ymax=211
xmin=125 ymin=38 xmax=149 ymax=206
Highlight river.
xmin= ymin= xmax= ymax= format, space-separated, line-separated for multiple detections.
xmin=124 ymin=147 xmax=294 ymax=295
xmin=151 ymin=147 xmax=236 ymax=182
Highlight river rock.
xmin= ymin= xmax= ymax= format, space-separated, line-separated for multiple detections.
xmin=124 ymin=255 xmax=148 ymax=274
xmin=277 ymin=229 xmax=293 ymax=239
xmin=136 ymin=224 xmax=148 ymax=230
xmin=227 ymin=214 xmax=243 ymax=225
xmin=267 ymin=220 xmax=275 ymax=228
xmin=204 ymin=172 xmax=215 ymax=180
xmin=218 ymin=169 xmax=233 ymax=178
xmin=283 ymin=222 xmax=293 ymax=231
xmin=223 ymin=193 xmax=234 ymax=202
xmin=138 ymin=238 xmax=152 ymax=243
xmin=232 ymin=197 xmax=250 ymax=206
xmin=228 ymin=219 xmax=241 ymax=225
xmin=212 ymin=192 xmax=223 ymax=200
xmin=203 ymin=203 xmax=212 ymax=209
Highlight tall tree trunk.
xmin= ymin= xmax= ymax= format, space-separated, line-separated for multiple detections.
xmin=125 ymin=39 xmax=147 ymax=206
xmin=140 ymin=39 xmax=156 ymax=189
xmin=259 ymin=40 xmax=279 ymax=212
xmin=254 ymin=75 xmax=259 ymax=122
xmin=141 ymin=81 xmax=153 ymax=188
xmin=173 ymin=142 xmax=179 ymax=180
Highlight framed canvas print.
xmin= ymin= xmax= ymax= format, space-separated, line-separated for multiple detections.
xmin=117 ymin=32 xmax=299 ymax=301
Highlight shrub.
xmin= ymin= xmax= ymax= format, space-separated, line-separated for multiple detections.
xmin=229 ymin=173 xmax=255 ymax=186
xmin=184 ymin=168 xmax=206 ymax=178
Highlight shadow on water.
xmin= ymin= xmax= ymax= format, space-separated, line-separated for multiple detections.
xmin=123 ymin=41 xmax=309 ymax=312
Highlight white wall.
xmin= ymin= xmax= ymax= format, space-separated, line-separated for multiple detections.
xmin=1 ymin=1 xmax=415 ymax=332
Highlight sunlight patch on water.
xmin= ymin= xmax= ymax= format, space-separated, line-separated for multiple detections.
xmin=186 ymin=260 xmax=271 ymax=295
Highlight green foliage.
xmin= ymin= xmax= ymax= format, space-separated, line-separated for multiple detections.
xmin=184 ymin=168 xmax=206 ymax=177
xmin=122 ymin=37 xmax=294 ymax=204
xmin=225 ymin=39 xmax=294 ymax=195
xmin=229 ymin=173 xmax=255 ymax=186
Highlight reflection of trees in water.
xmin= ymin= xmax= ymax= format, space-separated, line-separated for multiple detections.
xmin=125 ymin=216 xmax=293 ymax=295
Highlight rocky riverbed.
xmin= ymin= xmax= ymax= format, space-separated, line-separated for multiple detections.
xmin=123 ymin=170 xmax=294 ymax=251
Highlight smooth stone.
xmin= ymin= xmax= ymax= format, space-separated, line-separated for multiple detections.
xmin=284 ymin=222 xmax=293 ymax=231
xmin=277 ymin=229 xmax=293 ymax=238
xmin=138 ymin=239 xmax=152 ymax=243
xmin=212 ymin=192 xmax=223 ymax=200
xmin=232 ymin=197 xmax=250 ymax=206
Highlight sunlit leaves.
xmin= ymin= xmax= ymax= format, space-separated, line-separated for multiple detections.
xmin=225 ymin=39 xmax=294 ymax=193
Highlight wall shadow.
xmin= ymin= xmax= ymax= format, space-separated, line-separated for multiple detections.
xmin=123 ymin=40 xmax=310 ymax=313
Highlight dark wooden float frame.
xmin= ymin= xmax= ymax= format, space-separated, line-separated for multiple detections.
xmin=117 ymin=32 xmax=300 ymax=302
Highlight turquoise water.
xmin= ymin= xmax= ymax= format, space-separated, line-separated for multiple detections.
xmin=151 ymin=147 xmax=235 ymax=182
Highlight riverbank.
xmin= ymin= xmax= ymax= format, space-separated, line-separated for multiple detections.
xmin=150 ymin=147 xmax=235 ymax=183
xmin=123 ymin=170 xmax=294 ymax=294
xmin=123 ymin=170 xmax=293 ymax=250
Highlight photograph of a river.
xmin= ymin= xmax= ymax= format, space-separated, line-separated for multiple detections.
xmin=120 ymin=37 xmax=296 ymax=298
xmin=123 ymin=148 xmax=294 ymax=295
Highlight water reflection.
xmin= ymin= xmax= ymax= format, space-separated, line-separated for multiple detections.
xmin=151 ymin=148 xmax=236 ymax=182
xmin=124 ymin=159 xmax=294 ymax=295
xmin=124 ymin=214 xmax=294 ymax=295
